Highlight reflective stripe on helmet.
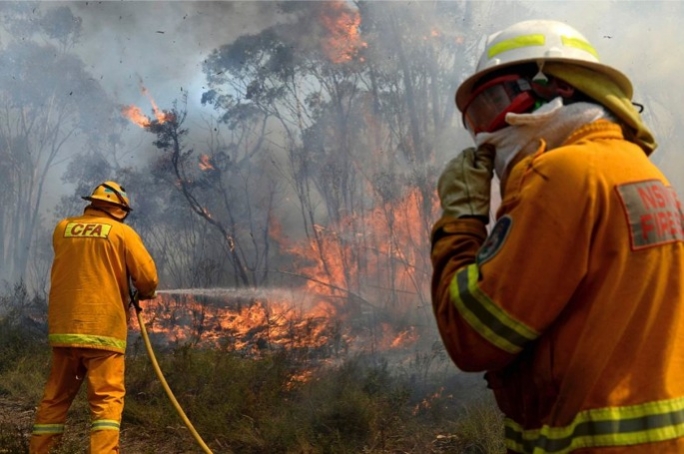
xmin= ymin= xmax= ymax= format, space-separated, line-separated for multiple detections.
xmin=560 ymin=36 xmax=599 ymax=58
xmin=48 ymin=333 xmax=127 ymax=351
xmin=488 ymin=34 xmax=545 ymax=59
xmin=455 ymin=20 xmax=632 ymax=114
xmin=449 ymin=264 xmax=539 ymax=354
xmin=505 ymin=395 xmax=684 ymax=453
xmin=487 ymin=34 xmax=598 ymax=61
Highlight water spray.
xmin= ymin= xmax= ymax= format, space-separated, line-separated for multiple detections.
xmin=156 ymin=287 xmax=312 ymax=300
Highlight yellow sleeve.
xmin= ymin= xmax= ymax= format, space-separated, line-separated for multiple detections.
xmin=456 ymin=147 xmax=594 ymax=360
xmin=430 ymin=216 xmax=517 ymax=371
xmin=124 ymin=225 xmax=158 ymax=297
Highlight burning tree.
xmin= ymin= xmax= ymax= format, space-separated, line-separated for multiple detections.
xmin=122 ymin=93 xmax=280 ymax=289
xmin=119 ymin=1 xmax=524 ymax=358
xmin=199 ymin=1 xmax=479 ymax=325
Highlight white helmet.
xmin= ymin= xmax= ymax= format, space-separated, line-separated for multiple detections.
xmin=455 ymin=20 xmax=633 ymax=113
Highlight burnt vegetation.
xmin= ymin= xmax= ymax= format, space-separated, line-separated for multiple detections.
xmin=0 ymin=1 xmax=532 ymax=452
xmin=6 ymin=0 xmax=677 ymax=452
xmin=0 ymin=2 xmax=523 ymax=452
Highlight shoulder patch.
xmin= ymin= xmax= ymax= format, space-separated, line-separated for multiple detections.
xmin=615 ymin=179 xmax=684 ymax=250
xmin=477 ymin=215 xmax=512 ymax=265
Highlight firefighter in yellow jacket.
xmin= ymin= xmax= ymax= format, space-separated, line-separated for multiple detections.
xmin=431 ymin=20 xmax=684 ymax=453
xmin=30 ymin=181 xmax=158 ymax=454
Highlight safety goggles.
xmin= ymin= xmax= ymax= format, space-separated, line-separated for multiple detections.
xmin=462 ymin=75 xmax=545 ymax=136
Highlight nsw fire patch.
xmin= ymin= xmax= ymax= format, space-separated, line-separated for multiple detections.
xmin=64 ymin=222 xmax=112 ymax=239
xmin=616 ymin=180 xmax=684 ymax=250
xmin=477 ymin=215 xmax=512 ymax=265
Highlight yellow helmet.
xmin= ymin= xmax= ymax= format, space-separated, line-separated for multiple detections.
xmin=82 ymin=181 xmax=132 ymax=211
xmin=455 ymin=20 xmax=633 ymax=113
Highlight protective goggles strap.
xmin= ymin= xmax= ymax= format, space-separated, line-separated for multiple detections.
xmin=462 ymin=75 xmax=536 ymax=135
xmin=100 ymin=183 xmax=131 ymax=211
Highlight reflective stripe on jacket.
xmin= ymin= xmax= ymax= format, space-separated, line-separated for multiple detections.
xmin=431 ymin=120 xmax=684 ymax=452
xmin=48 ymin=208 xmax=158 ymax=353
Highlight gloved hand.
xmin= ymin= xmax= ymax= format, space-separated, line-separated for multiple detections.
xmin=437 ymin=145 xmax=494 ymax=220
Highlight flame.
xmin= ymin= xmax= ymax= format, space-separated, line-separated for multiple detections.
xmin=276 ymin=186 xmax=433 ymax=309
xmin=318 ymin=1 xmax=367 ymax=63
xmin=121 ymin=84 xmax=174 ymax=128
xmin=264 ymin=184 xmax=433 ymax=356
xmin=199 ymin=154 xmax=214 ymax=171
xmin=390 ymin=326 xmax=419 ymax=349
xmin=128 ymin=130 xmax=436 ymax=367
xmin=121 ymin=105 xmax=151 ymax=128
xmin=285 ymin=369 xmax=315 ymax=389
xmin=131 ymin=293 xmax=339 ymax=355
xmin=141 ymin=85 xmax=173 ymax=123
xmin=412 ymin=387 xmax=451 ymax=416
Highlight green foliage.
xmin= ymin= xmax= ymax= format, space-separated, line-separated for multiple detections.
xmin=0 ymin=282 xmax=46 ymax=377
xmin=451 ymin=396 xmax=506 ymax=454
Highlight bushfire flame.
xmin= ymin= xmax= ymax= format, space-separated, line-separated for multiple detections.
xmin=130 ymin=183 xmax=433 ymax=358
xmin=121 ymin=84 xmax=174 ymax=128
xmin=319 ymin=1 xmax=367 ymax=63
xmin=199 ymin=154 xmax=214 ymax=171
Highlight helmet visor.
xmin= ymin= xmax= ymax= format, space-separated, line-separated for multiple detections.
xmin=462 ymin=75 xmax=537 ymax=136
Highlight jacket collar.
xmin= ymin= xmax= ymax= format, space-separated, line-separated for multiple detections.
xmin=500 ymin=120 xmax=625 ymax=203
xmin=562 ymin=119 xmax=624 ymax=147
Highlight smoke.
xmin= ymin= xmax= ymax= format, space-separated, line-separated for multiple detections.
xmin=70 ymin=2 xmax=284 ymax=106
xmin=157 ymin=287 xmax=316 ymax=304
xmin=4 ymin=1 xmax=683 ymax=337
xmin=23 ymin=1 xmax=684 ymax=206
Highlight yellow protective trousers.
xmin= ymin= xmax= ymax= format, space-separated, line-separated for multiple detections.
xmin=30 ymin=347 xmax=125 ymax=454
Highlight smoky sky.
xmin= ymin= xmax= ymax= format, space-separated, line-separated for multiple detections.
xmin=19 ymin=1 xmax=684 ymax=204
xmin=69 ymin=1 xmax=285 ymax=114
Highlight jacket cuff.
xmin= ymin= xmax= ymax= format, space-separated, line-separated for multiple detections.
xmin=431 ymin=216 xmax=488 ymax=249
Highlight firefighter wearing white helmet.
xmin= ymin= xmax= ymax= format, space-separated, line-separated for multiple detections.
xmin=30 ymin=180 xmax=158 ymax=453
xmin=431 ymin=20 xmax=684 ymax=453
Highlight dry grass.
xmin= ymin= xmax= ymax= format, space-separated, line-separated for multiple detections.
xmin=0 ymin=285 xmax=506 ymax=453
xmin=0 ymin=351 xmax=506 ymax=454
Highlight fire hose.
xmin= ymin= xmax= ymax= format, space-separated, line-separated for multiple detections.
xmin=130 ymin=291 xmax=214 ymax=454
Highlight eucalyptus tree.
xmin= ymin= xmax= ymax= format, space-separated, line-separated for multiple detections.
xmin=199 ymin=1 xmax=494 ymax=317
xmin=135 ymin=98 xmax=281 ymax=288
xmin=0 ymin=3 xmax=117 ymax=286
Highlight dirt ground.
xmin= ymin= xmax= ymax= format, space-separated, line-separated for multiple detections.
xmin=0 ymin=398 xmax=209 ymax=454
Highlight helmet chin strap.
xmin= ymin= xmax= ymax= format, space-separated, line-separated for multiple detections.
xmin=87 ymin=203 xmax=130 ymax=222
xmin=86 ymin=201 xmax=130 ymax=222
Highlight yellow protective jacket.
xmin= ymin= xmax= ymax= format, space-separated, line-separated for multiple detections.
xmin=431 ymin=121 xmax=684 ymax=453
xmin=48 ymin=207 xmax=158 ymax=353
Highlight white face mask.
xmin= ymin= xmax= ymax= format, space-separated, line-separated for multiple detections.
xmin=474 ymin=98 xmax=610 ymax=180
